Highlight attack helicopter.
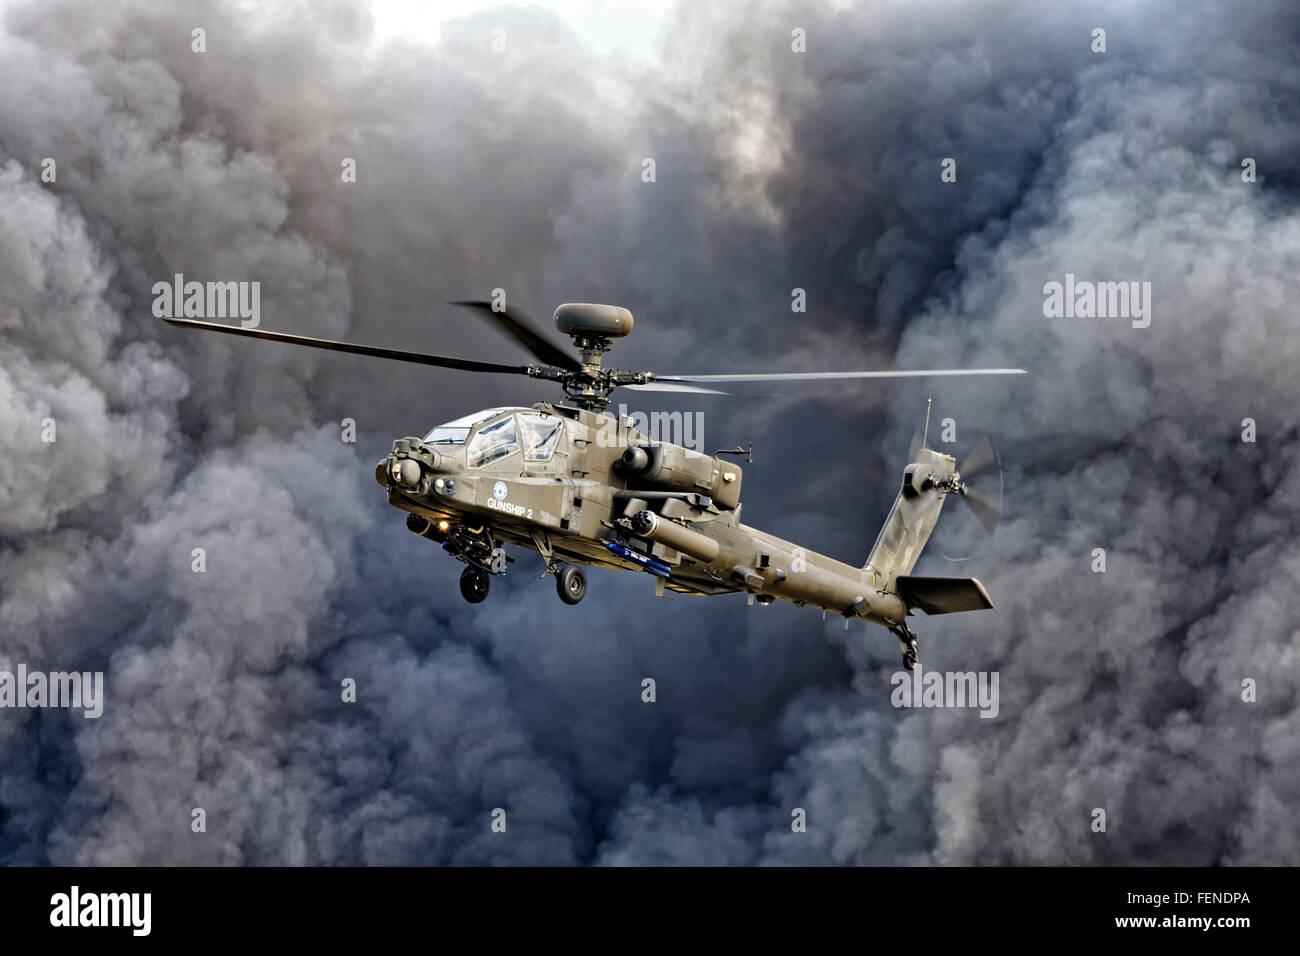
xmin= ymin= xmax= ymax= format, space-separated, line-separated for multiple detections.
xmin=164 ymin=302 xmax=1022 ymax=669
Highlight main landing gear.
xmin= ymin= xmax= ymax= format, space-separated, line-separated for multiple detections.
xmin=529 ymin=527 xmax=586 ymax=606
xmin=451 ymin=524 xmax=588 ymax=606
xmin=556 ymin=565 xmax=587 ymax=605
xmin=892 ymin=621 xmax=920 ymax=670
xmin=461 ymin=561 xmax=586 ymax=605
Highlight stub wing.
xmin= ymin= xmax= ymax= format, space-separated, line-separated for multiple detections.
xmin=895 ymin=576 xmax=994 ymax=615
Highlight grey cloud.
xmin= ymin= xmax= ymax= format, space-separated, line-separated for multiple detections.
xmin=0 ymin=0 xmax=1296 ymax=867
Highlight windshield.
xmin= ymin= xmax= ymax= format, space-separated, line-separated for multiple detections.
xmin=467 ymin=415 xmax=520 ymax=467
xmin=424 ymin=425 xmax=471 ymax=445
xmin=423 ymin=407 xmax=520 ymax=445
xmin=519 ymin=412 xmax=563 ymax=461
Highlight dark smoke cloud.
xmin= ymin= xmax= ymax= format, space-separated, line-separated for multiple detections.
xmin=1 ymin=0 xmax=1297 ymax=865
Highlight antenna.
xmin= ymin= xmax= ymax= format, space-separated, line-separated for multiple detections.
xmin=921 ymin=397 xmax=933 ymax=451
xmin=715 ymin=443 xmax=753 ymax=463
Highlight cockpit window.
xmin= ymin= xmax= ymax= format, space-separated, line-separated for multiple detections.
xmin=518 ymin=413 xmax=563 ymax=462
xmin=424 ymin=407 xmax=519 ymax=446
xmin=423 ymin=425 xmax=471 ymax=445
xmin=467 ymin=416 xmax=519 ymax=468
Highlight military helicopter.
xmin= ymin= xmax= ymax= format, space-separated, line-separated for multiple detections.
xmin=164 ymin=302 xmax=1022 ymax=669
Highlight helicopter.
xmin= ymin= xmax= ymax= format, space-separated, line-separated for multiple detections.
xmin=164 ymin=301 xmax=1023 ymax=669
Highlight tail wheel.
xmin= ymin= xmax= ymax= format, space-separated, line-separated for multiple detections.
xmin=557 ymin=565 xmax=587 ymax=605
xmin=459 ymin=567 xmax=491 ymax=604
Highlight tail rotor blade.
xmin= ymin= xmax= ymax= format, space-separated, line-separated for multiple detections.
xmin=908 ymin=429 xmax=925 ymax=462
xmin=941 ymin=435 xmax=1003 ymax=561
xmin=962 ymin=487 xmax=1001 ymax=534
xmin=959 ymin=434 xmax=997 ymax=479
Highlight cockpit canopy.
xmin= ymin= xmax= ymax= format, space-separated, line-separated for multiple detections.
xmin=422 ymin=407 xmax=519 ymax=446
xmin=423 ymin=407 xmax=564 ymax=467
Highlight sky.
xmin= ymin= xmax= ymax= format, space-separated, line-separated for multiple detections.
xmin=0 ymin=0 xmax=1297 ymax=865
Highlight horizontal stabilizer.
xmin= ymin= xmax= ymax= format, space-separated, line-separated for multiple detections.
xmin=895 ymin=576 xmax=993 ymax=615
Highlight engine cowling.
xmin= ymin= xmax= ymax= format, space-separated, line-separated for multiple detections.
xmin=620 ymin=444 xmax=742 ymax=509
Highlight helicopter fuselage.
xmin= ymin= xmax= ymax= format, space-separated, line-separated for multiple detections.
xmin=377 ymin=401 xmax=911 ymax=626
xmin=164 ymin=301 xmax=1005 ymax=669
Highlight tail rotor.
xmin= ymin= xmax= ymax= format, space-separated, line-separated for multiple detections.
xmin=942 ymin=433 xmax=1003 ymax=561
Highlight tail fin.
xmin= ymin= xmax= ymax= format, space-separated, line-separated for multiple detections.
xmin=863 ymin=445 xmax=958 ymax=591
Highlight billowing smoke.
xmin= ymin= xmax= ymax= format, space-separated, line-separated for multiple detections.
xmin=1 ymin=0 xmax=1296 ymax=865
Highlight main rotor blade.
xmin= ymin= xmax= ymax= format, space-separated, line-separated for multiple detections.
xmin=655 ymin=368 xmax=1026 ymax=383
xmin=162 ymin=318 xmax=535 ymax=376
xmin=623 ymin=383 xmax=729 ymax=395
xmin=450 ymin=300 xmax=582 ymax=372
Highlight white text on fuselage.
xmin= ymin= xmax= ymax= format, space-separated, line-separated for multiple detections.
xmin=487 ymin=498 xmax=533 ymax=519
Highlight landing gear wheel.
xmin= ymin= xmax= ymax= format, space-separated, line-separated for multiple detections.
xmin=902 ymin=648 xmax=919 ymax=670
xmin=556 ymin=565 xmax=587 ymax=605
xmin=459 ymin=567 xmax=491 ymax=604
